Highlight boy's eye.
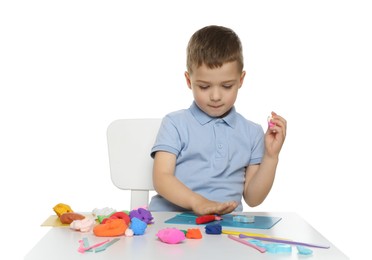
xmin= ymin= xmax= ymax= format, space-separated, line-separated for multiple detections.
xmin=222 ymin=85 xmax=233 ymax=89
xmin=198 ymin=85 xmax=209 ymax=89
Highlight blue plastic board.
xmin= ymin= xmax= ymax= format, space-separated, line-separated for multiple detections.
xmin=164 ymin=212 xmax=281 ymax=229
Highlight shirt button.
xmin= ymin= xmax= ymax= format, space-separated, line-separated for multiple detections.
xmin=218 ymin=144 xmax=223 ymax=149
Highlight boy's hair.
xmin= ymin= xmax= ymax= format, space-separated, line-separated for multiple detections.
xmin=186 ymin=25 xmax=244 ymax=73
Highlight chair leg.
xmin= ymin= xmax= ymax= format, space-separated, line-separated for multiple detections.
xmin=130 ymin=190 xmax=149 ymax=210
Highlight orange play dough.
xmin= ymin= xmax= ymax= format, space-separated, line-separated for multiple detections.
xmin=186 ymin=228 xmax=202 ymax=239
xmin=93 ymin=219 xmax=128 ymax=237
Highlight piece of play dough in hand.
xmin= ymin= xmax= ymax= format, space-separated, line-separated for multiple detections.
xmin=156 ymin=228 xmax=186 ymax=244
xmin=268 ymin=115 xmax=275 ymax=128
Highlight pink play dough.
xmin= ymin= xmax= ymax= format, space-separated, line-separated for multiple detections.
xmin=156 ymin=228 xmax=186 ymax=244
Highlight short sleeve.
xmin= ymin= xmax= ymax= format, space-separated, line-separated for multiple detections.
xmin=249 ymin=125 xmax=264 ymax=165
xmin=151 ymin=115 xmax=182 ymax=158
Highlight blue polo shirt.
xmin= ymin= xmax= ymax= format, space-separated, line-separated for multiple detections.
xmin=149 ymin=102 xmax=264 ymax=212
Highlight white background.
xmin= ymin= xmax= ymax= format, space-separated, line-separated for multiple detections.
xmin=1 ymin=1 xmax=371 ymax=259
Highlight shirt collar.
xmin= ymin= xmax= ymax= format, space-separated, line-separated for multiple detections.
xmin=189 ymin=101 xmax=237 ymax=128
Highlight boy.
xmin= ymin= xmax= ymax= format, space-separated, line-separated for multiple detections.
xmin=149 ymin=25 xmax=286 ymax=215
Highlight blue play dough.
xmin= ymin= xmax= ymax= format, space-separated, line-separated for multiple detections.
xmin=205 ymin=223 xmax=222 ymax=234
xmin=130 ymin=217 xmax=147 ymax=235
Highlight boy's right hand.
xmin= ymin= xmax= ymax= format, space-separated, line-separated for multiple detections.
xmin=192 ymin=200 xmax=238 ymax=216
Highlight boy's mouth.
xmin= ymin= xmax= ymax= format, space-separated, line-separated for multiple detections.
xmin=209 ymin=104 xmax=223 ymax=109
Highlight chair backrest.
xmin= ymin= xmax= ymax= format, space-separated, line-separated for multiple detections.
xmin=107 ymin=118 xmax=161 ymax=209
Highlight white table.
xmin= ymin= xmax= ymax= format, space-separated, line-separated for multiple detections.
xmin=25 ymin=212 xmax=348 ymax=259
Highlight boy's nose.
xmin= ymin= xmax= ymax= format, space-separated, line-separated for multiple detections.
xmin=210 ymin=88 xmax=222 ymax=101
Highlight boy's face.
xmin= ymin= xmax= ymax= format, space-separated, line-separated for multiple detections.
xmin=185 ymin=61 xmax=245 ymax=118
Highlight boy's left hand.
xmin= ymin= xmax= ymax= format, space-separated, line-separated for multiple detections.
xmin=193 ymin=200 xmax=238 ymax=216
xmin=265 ymin=112 xmax=287 ymax=157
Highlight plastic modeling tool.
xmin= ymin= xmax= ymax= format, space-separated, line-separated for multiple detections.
xmin=228 ymin=235 xmax=266 ymax=253
xmin=95 ymin=238 xmax=120 ymax=253
xmin=82 ymin=237 xmax=93 ymax=252
xmin=222 ymin=230 xmax=281 ymax=239
xmin=78 ymin=239 xmax=110 ymax=253
xmin=239 ymin=234 xmax=330 ymax=249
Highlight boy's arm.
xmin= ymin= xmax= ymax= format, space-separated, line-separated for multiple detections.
xmin=243 ymin=112 xmax=287 ymax=207
xmin=153 ymin=151 xmax=238 ymax=215
xmin=243 ymin=157 xmax=278 ymax=207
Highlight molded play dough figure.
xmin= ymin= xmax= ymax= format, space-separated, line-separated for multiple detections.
xmin=53 ymin=203 xmax=85 ymax=224
xmin=125 ymin=228 xmax=134 ymax=237
xmin=59 ymin=212 xmax=85 ymax=224
xmin=94 ymin=219 xmax=128 ymax=237
xmin=53 ymin=203 xmax=73 ymax=217
xmin=156 ymin=228 xmax=186 ymax=244
xmin=70 ymin=217 xmax=95 ymax=232
xmin=102 ymin=212 xmax=130 ymax=225
xmin=92 ymin=207 xmax=116 ymax=218
xmin=129 ymin=208 xmax=154 ymax=224
xmin=186 ymin=229 xmax=202 ymax=239
xmin=205 ymin=223 xmax=222 ymax=234
xmin=130 ymin=217 xmax=147 ymax=235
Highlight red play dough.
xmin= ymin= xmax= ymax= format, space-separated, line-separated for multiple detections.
xmin=102 ymin=211 xmax=130 ymax=225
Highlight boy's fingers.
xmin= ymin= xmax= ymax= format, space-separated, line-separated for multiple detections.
xmin=268 ymin=113 xmax=287 ymax=137
xmin=272 ymin=114 xmax=287 ymax=128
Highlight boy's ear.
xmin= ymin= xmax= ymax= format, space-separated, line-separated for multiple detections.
xmin=184 ymin=71 xmax=192 ymax=89
xmin=239 ymin=71 xmax=246 ymax=88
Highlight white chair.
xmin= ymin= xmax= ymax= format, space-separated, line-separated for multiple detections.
xmin=107 ymin=118 xmax=161 ymax=209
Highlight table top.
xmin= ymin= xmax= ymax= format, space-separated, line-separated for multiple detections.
xmin=25 ymin=212 xmax=348 ymax=260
